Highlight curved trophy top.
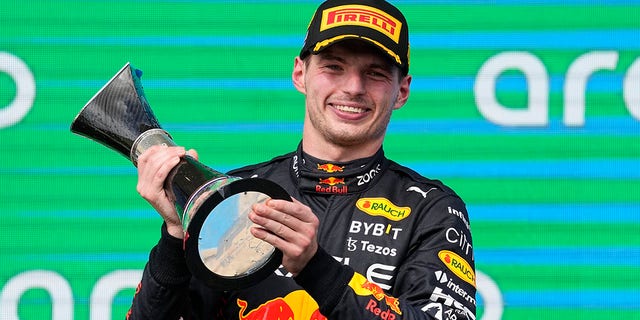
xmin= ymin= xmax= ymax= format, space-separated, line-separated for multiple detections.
xmin=70 ymin=63 xmax=163 ymax=160
xmin=70 ymin=62 xmax=293 ymax=290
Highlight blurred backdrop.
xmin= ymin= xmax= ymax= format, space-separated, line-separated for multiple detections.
xmin=1 ymin=0 xmax=639 ymax=319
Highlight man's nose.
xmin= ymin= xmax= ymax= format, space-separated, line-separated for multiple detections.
xmin=341 ymin=71 xmax=366 ymax=95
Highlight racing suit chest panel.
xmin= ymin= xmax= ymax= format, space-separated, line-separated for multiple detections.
xmin=240 ymin=157 xmax=435 ymax=277
xmin=234 ymin=153 xmax=430 ymax=276
xmin=224 ymin=151 xmax=463 ymax=319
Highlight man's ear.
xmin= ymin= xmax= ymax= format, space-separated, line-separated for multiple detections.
xmin=292 ymin=57 xmax=306 ymax=94
xmin=393 ymin=74 xmax=412 ymax=110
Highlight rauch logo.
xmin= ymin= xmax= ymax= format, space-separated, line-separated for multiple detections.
xmin=438 ymin=250 xmax=476 ymax=287
xmin=356 ymin=198 xmax=411 ymax=221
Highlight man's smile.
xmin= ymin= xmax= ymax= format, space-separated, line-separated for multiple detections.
xmin=333 ymin=104 xmax=368 ymax=114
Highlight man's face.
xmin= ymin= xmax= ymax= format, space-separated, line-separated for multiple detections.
xmin=292 ymin=40 xmax=411 ymax=152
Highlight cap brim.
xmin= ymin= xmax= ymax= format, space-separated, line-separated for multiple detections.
xmin=310 ymin=34 xmax=403 ymax=69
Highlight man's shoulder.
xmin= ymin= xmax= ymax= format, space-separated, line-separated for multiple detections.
xmin=386 ymin=160 xmax=460 ymax=199
xmin=227 ymin=151 xmax=295 ymax=177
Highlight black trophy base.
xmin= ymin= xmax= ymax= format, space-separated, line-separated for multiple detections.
xmin=184 ymin=177 xmax=290 ymax=290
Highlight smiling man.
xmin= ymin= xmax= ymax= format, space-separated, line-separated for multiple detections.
xmin=295 ymin=40 xmax=410 ymax=161
xmin=128 ymin=1 xmax=476 ymax=319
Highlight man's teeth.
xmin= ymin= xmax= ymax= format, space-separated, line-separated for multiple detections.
xmin=334 ymin=105 xmax=365 ymax=113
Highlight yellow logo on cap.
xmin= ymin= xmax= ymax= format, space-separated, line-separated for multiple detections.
xmin=320 ymin=5 xmax=402 ymax=43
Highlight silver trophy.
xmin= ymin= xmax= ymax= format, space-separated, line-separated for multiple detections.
xmin=71 ymin=63 xmax=289 ymax=290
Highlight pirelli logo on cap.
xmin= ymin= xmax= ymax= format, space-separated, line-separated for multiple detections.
xmin=320 ymin=5 xmax=402 ymax=43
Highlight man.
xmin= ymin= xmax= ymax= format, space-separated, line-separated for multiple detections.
xmin=128 ymin=0 xmax=476 ymax=319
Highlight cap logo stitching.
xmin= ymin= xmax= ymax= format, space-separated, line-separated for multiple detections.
xmin=320 ymin=5 xmax=402 ymax=44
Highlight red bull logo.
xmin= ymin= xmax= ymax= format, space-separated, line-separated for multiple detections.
xmin=238 ymin=298 xmax=294 ymax=320
xmin=318 ymin=177 xmax=344 ymax=186
xmin=237 ymin=290 xmax=327 ymax=320
xmin=320 ymin=5 xmax=402 ymax=43
xmin=316 ymin=177 xmax=348 ymax=194
xmin=317 ymin=163 xmax=344 ymax=173
xmin=349 ymin=273 xmax=402 ymax=318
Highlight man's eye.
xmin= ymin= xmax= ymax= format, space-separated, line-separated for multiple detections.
xmin=368 ymin=70 xmax=390 ymax=79
xmin=324 ymin=64 xmax=342 ymax=71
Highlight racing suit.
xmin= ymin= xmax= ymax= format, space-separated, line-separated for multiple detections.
xmin=127 ymin=144 xmax=476 ymax=320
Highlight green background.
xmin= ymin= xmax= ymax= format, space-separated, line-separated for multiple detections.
xmin=1 ymin=0 xmax=639 ymax=319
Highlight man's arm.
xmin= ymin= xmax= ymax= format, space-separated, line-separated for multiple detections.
xmin=128 ymin=146 xmax=212 ymax=319
xmin=127 ymin=224 xmax=193 ymax=319
xmin=295 ymin=195 xmax=476 ymax=320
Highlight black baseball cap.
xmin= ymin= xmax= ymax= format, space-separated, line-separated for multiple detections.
xmin=300 ymin=0 xmax=410 ymax=75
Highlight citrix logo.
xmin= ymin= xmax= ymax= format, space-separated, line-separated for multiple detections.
xmin=0 ymin=52 xmax=35 ymax=129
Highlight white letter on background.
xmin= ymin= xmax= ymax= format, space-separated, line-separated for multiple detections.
xmin=0 ymin=270 xmax=73 ymax=320
xmin=475 ymin=51 xmax=549 ymax=126
xmin=564 ymin=51 xmax=618 ymax=126
xmin=0 ymin=52 xmax=36 ymax=129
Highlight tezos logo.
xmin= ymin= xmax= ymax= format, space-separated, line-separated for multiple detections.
xmin=356 ymin=198 xmax=411 ymax=221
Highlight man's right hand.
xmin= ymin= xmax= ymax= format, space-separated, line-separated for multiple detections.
xmin=136 ymin=145 xmax=198 ymax=239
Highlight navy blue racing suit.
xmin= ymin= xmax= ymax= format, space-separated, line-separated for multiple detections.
xmin=127 ymin=144 xmax=476 ymax=320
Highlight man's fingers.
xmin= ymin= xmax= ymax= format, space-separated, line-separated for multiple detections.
xmin=251 ymin=203 xmax=294 ymax=237
xmin=135 ymin=145 xmax=191 ymax=216
xmin=250 ymin=226 xmax=283 ymax=247
xmin=249 ymin=198 xmax=319 ymax=275
xmin=186 ymin=148 xmax=198 ymax=161
xmin=249 ymin=199 xmax=317 ymax=249
xmin=264 ymin=198 xmax=318 ymax=225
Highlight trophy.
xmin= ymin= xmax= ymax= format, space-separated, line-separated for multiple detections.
xmin=71 ymin=63 xmax=290 ymax=290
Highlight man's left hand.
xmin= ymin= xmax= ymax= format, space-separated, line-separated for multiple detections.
xmin=249 ymin=198 xmax=319 ymax=276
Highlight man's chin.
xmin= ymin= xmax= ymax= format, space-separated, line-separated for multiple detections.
xmin=327 ymin=132 xmax=372 ymax=148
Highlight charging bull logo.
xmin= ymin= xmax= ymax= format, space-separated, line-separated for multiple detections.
xmin=238 ymin=298 xmax=294 ymax=320
xmin=349 ymin=273 xmax=402 ymax=318
xmin=237 ymin=290 xmax=326 ymax=320
xmin=317 ymin=163 xmax=344 ymax=173
xmin=318 ymin=177 xmax=344 ymax=186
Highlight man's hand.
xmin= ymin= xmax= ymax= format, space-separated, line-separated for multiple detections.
xmin=136 ymin=145 xmax=198 ymax=239
xmin=249 ymin=198 xmax=319 ymax=276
